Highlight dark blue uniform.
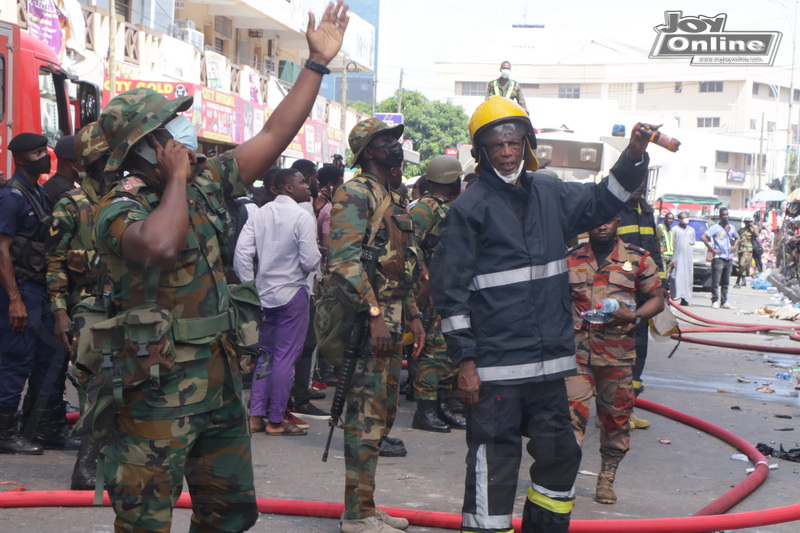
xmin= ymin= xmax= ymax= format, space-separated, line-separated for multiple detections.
xmin=0 ymin=172 xmax=63 ymax=411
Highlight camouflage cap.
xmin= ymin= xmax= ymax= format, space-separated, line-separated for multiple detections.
xmin=100 ymin=87 xmax=193 ymax=172
xmin=348 ymin=117 xmax=404 ymax=168
xmin=74 ymin=122 xmax=109 ymax=168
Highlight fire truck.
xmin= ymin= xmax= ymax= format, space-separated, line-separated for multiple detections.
xmin=0 ymin=21 xmax=100 ymax=179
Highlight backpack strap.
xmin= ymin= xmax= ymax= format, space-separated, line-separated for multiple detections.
xmin=366 ymin=192 xmax=392 ymax=248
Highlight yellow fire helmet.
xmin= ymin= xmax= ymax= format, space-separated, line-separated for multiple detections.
xmin=469 ymin=96 xmax=539 ymax=172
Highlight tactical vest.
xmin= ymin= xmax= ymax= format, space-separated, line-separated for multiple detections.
xmin=416 ymin=194 xmax=450 ymax=266
xmin=60 ymin=189 xmax=102 ymax=298
xmin=6 ymin=179 xmax=52 ymax=285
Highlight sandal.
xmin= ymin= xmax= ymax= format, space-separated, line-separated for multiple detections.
xmin=265 ymin=421 xmax=307 ymax=436
xmin=249 ymin=416 xmax=265 ymax=433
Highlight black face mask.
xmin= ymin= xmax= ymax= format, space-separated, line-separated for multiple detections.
xmin=22 ymin=154 xmax=52 ymax=176
xmin=373 ymin=140 xmax=404 ymax=167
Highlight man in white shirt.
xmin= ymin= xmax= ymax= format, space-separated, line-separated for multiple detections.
xmin=234 ymin=168 xmax=321 ymax=435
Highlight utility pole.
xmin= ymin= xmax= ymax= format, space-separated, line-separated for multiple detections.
xmin=341 ymin=56 xmax=348 ymax=149
xmin=397 ymin=68 xmax=403 ymax=114
xmin=784 ymin=0 xmax=799 ymax=186
xmin=108 ymin=0 xmax=118 ymax=98
xmin=758 ymin=111 xmax=765 ymax=191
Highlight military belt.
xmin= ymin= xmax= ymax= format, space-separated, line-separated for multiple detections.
xmin=170 ymin=310 xmax=233 ymax=343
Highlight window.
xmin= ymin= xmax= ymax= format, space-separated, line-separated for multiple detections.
xmin=795 ymin=89 xmax=800 ymax=102
xmin=608 ymin=83 xmax=633 ymax=110
xmin=769 ymin=85 xmax=778 ymax=98
xmin=699 ymin=81 xmax=723 ymax=93
xmin=115 ymin=0 xmax=131 ymax=23
xmin=559 ymin=84 xmax=580 ymax=99
xmin=38 ymin=69 xmax=68 ymax=145
xmin=697 ymin=117 xmax=720 ymax=128
xmin=638 ymin=82 xmax=645 ymax=93
xmin=768 ymin=121 xmax=776 ymax=132
xmin=519 ymin=83 xmax=539 ymax=90
xmin=750 ymin=118 xmax=757 ymax=129
xmin=753 ymin=82 xmax=759 ymax=95
xmin=214 ymin=37 xmax=225 ymax=54
xmin=460 ymin=81 xmax=486 ymax=96
xmin=675 ymin=81 xmax=682 ymax=93
xmin=716 ymin=151 xmax=729 ymax=164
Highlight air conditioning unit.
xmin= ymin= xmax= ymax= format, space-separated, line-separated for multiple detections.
xmin=176 ymin=28 xmax=204 ymax=50
xmin=174 ymin=19 xmax=196 ymax=31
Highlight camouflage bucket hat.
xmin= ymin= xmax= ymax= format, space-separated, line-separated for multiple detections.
xmin=74 ymin=122 xmax=109 ymax=168
xmin=100 ymin=87 xmax=193 ymax=172
xmin=348 ymin=117 xmax=404 ymax=168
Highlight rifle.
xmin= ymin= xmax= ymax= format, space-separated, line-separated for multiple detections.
xmin=322 ymin=245 xmax=380 ymax=462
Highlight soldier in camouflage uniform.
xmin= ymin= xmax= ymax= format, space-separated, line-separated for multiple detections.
xmin=409 ymin=155 xmax=466 ymax=433
xmin=565 ymin=215 xmax=663 ymax=505
xmin=90 ymin=6 xmax=349 ymax=531
xmin=735 ymin=216 xmax=757 ymax=287
xmin=328 ymin=118 xmax=426 ymax=533
xmin=46 ymin=122 xmax=111 ymax=490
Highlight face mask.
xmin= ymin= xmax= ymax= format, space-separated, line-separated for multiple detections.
xmin=23 ymin=154 xmax=52 ymax=175
xmin=496 ymin=161 xmax=525 ymax=185
xmin=375 ymin=140 xmax=404 ymax=167
xmin=165 ymin=115 xmax=198 ymax=152
xmin=500 ymin=69 xmax=511 ymax=79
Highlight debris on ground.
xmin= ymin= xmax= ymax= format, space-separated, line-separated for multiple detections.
xmin=774 ymin=414 xmax=793 ymax=419
xmin=757 ymin=386 xmax=776 ymax=393
xmin=717 ymin=388 xmax=734 ymax=393
xmin=658 ymin=439 xmax=672 ymax=445
xmin=756 ymin=443 xmax=800 ymax=462
xmin=736 ymin=376 xmax=751 ymax=383
xmin=730 ymin=453 xmax=749 ymax=462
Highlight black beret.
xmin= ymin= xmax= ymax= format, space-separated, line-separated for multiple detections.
xmin=54 ymin=135 xmax=77 ymax=160
xmin=8 ymin=133 xmax=48 ymax=153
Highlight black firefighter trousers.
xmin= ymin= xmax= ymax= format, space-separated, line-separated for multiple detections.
xmin=461 ymin=379 xmax=582 ymax=533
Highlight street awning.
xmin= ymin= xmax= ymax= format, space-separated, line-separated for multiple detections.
xmin=657 ymin=195 xmax=721 ymax=206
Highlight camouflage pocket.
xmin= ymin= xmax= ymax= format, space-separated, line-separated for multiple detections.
xmin=314 ymin=276 xmax=356 ymax=367
xmin=228 ymin=280 xmax=260 ymax=374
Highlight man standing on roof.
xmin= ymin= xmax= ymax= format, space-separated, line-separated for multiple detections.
xmin=486 ymin=61 xmax=528 ymax=114
xmin=431 ymin=97 xmax=653 ymax=533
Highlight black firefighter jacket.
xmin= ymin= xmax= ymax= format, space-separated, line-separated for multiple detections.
xmin=431 ymin=150 xmax=649 ymax=384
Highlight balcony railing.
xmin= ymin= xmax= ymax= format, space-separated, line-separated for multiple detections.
xmin=124 ymin=23 xmax=139 ymax=64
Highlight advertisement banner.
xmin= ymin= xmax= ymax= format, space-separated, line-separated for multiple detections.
xmin=204 ymin=51 xmax=228 ymax=91
xmin=27 ymin=0 xmax=65 ymax=56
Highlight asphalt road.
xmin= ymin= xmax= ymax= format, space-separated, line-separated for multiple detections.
xmin=1 ymin=284 xmax=799 ymax=532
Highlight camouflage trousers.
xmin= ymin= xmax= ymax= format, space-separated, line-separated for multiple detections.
xmin=343 ymin=342 xmax=402 ymax=520
xmin=738 ymin=249 xmax=753 ymax=277
xmin=565 ymin=363 xmax=634 ymax=458
xmin=100 ymin=387 xmax=258 ymax=532
xmin=413 ymin=315 xmax=456 ymax=401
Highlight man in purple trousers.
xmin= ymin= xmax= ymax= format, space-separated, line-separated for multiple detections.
xmin=234 ymin=168 xmax=321 ymax=435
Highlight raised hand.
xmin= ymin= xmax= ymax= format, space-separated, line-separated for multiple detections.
xmin=306 ymin=1 xmax=350 ymax=65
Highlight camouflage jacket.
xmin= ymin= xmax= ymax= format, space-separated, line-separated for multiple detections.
xmin=738 ymin=225 xmax=757 ymax=251
xmin=46 ymin=188 xmax=101 ymax=312
xmin=328 ymin=173 xmax=422 ymax=336
xmin=486 ymin=78 xmax=528 ymax=113
xmin=409 ymin=193 xmax=451 ymax=268
xmin=567 ymin=238 xmax=660 ymax=366
xmin=93 ymin=150 xmax=246 ymax=419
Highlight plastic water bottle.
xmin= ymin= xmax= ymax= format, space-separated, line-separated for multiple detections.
xmin=581 ymin=299 xmax=636 ymax=324
xmin=776 ymin=372 xmax=792 ymax=380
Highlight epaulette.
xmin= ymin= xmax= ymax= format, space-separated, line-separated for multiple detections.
xmin=116 ymin=176 xmax=147 ymax=195
xmin=566 ymin=241 xmax=587 ymax=255
xmin=622 ymin=242 xmax=649 ymax=256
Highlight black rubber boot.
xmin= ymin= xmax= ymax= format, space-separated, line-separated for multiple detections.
xmin=0 ymin=408 xmax=43 ymax=455
xmin=379 ymin=436 xmax=407 ymax=457
xmin=71 ymin=437 xmax=99 ymax=490
xmin=412 ymin=400 xmax=450 ymax=433
xmin=32 ymin=402 xmax=81 ymax=450
xmin=438 ymin=394 xmax=466 ymax=430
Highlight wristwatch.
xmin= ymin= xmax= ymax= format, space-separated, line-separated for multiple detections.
xmin=304 ymin=59 xmax=331 ymax=75
xmin=369 ymin=305 xmax=381 ymax=318
xmin=634 ymin=311 xmax=642 ymax=325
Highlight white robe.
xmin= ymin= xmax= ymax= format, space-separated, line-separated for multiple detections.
xmin=670 ymin=225 xmax=695 ymax=301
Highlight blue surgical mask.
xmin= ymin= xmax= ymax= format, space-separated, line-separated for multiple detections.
xmin=500 ymin=69 xmax=511 ymax=79
xmin=165 ymin=115 xmax=198 ymax=152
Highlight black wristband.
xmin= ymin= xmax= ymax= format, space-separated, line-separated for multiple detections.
xmin=304 ymin=59 xmax=331 ymax=75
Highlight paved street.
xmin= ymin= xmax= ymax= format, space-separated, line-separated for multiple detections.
xmin=1 ymin=284 xmax=799 ymax=532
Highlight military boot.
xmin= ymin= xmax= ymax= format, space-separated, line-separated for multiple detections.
xmin=595 ymin=456 xmax=622 ymax=504
xmin=0 ymin=408 xmax=43 ymax=455
xmin=412 ymin=400 xmax=450 ymax=433
xmin=437 ymin=394 xmax=466 ymax=430
xmin=71 ymin=437 xmax=99 ymax=490
xmin=32 ymin=402 xmax=81 ymax=450
xmin=629 ymin=411 xmax=651 ymax=429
